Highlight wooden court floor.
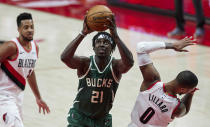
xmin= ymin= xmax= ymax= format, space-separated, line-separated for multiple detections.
xmin=0 ymin=3 xmax=210 ymax=127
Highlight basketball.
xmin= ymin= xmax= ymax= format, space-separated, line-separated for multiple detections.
xmin=86 ymin=5 xmax=113 ymax=31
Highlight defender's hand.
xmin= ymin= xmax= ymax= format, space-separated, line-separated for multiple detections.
xmin=173 ymin=36 xmax=196 ymax=52
xmin=36 ymin=98 xmax=50 ymax=114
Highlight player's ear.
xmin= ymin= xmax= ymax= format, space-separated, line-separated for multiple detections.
xmin=180 ymin=88 xmax=187 ymax=93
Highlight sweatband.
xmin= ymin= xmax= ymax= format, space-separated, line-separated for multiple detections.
xmin=95 ymin=34 xmax=113 ymax=44
xmin=79 ymin=32 xmax=86 ymax=37
xmin=137 ymin=53 xmax=152 ymax=66
xmin=136 ymin=41 xmax=166 ymax=54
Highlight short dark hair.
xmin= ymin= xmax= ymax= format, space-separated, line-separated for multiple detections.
xmin=17 ymin=12 xmax=33 ymax=27
xmin=176 ymin=70 xmax=198 ymax=88
xmin=92 ymin=32 xmax=116 ymax=53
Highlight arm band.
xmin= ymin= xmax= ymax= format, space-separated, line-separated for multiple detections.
xmin=136 ymin=41 xmax=165 ymax=66
xmin=136 ymin=41 xmax=166 ymax=54
xmin=137 ymin=53 xmax=152 ymax=66
xmin=79 ymin=32 xmax=86 ymax=37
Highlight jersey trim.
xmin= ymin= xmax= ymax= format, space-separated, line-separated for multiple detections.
xmin=78 ymin=61 xmax=91 ymax=79
xmin=8 ymin=41 xmax=19 ymax=61
xmin=93 ymin=55 xmax=113 ymax=74
xmin=1 ymin=61 xmax=26 ymax=90
xmin=17 ymin=38 xmax=32 ymax=53
xmin=163 ymin=84 xmax=177 ymax=98
xmin=34 ymin=41 xmax=39 ymax=58
xmin=110 ymin=63 xmax=119 ymax=83
xmin=171 ymin=99 xmax=181 ymax=118
xmin=147 ymin=81 xmax=159 ymax=90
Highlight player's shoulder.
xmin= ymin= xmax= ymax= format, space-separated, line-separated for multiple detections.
xmin=3 ymin=41 xmax=17 ymax=50
xmin=80 ymin=56 xmax=91 ymax=64
xmin=148 ymin=81 xmax=163 ymax=90
xmin=111 ymin=57 xmax=119 ymax=65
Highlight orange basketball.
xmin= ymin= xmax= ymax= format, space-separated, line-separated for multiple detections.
xmin=86 ymin=5 xmax=113 ymax=31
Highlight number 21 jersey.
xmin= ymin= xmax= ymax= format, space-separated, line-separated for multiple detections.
xmin=73 ymin=56 xmax=119 ymax=118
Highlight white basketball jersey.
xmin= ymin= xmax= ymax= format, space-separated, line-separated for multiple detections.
xmin=0 ymin=38 xmax=38 ymax=96
xmin=129 ymin=81 xmax=180 ymax=127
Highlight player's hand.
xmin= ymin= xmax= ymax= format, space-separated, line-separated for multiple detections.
xmin=81 ymin=16 xmax=93 ymax=35
xmin=105 ymin=14 xmax=117 ymax=35
xmin=173 ymin=36 xmax=196 ymax=52
xmin=36 ymin=98 xmax=50 ymax=115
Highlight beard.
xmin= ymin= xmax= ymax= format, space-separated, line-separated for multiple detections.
xmin=22 ymin=34 xmax=33 ymax=42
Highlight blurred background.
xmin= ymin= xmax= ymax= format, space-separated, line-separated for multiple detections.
xmin=1 ymin=0 xmax=210 ymax=45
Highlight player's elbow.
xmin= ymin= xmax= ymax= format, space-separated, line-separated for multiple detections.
xmin=127 ymin=56 xmax=134 ymax=68
xmin=60 ymin=53 xmax=69 ymax=64
xmin=136 ymin=42 xmax=147 ymax=54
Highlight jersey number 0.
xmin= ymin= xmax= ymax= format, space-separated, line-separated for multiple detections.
xmin=140 ymin=107 xmax=155 ymax=124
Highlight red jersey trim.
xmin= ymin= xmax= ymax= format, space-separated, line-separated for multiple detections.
xmin=172 ymin=99 xmax=181 ymax=116
xmin=34 ymin=40 xmax=39 ymax=58
xmin=1 ymin=61 xmax=26 ymax=90
xmin=147 ymin=81 xmax=160 ymax=90
xmin=163 ymin=84 xmax=177 ymax=98
xmin=17 ymin=37 xmax=32 ymax=53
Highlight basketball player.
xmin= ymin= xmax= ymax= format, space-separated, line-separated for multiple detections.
xmin=128 ymin=37 xmax=198 ymax=127
xmin=61 ymin=15 xmax=134 ymax=127
xmin=0 ymin=12 xmax=50 ymax=127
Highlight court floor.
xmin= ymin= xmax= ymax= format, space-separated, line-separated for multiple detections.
xmin=0 ymin=3 xmax=210 ymax=127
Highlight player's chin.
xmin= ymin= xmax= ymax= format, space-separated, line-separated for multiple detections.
xmin=26 ymin=37 xmax=33 ymax=41
xmin=97 ymin=53 xmax=108 ymax=58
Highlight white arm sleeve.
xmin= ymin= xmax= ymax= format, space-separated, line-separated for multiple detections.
xmin=137 ymin=53 xmax=152 ymax=66
xmin=136 ymin=41 xmax=166 ymax=66
xmin=136 ymin=41 xmax=166 ymax=54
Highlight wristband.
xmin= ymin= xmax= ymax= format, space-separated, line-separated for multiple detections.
xmin=80 ymin=32 xmax=86 ymax=37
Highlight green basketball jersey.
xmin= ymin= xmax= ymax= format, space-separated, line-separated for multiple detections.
xmin=73 ymin=55 xmax=119 ymax=119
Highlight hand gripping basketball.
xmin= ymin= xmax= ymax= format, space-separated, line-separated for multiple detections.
xmin=86 ymin=5 xmax=113 ymax=31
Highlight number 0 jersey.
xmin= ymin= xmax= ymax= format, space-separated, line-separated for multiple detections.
xmin=129 ymin=81 xmax=180 ymax=127
xmin=73 ymin=55 xmax=119 ymax=119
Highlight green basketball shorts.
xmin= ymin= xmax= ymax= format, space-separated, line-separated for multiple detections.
xmin=67 ymin=108 xmax=112 ymax=127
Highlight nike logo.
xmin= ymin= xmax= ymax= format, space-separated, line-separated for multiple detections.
xmin=90 ymin=68 xmax=97 ymax=71
xmin=20 ymin=52 xmax=24 ymax=54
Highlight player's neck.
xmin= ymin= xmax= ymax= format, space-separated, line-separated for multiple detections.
xmin=95 ymin=55 xmax=111 ymax=70
xmin=18 ymin=36 xmax=30 ymax=46
xmin=165 ymin=81 xmax=177 ymax=97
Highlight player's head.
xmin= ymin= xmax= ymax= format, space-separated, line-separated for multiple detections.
xmin=175 ymin=70 xmax=198 ymax=95
xmin=92 ymin=32 xmax=116 ymax=57
xmin=17 ymin=12 xmax=34 ymax=41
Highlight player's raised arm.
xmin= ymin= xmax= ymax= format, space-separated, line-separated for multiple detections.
xmin=136 ymin=36 xmax=196 ymax=91
xmin=107 ymin=15 xmax=134 ymax=74
xmin=61 ymin=17 xmax=93 ymax=69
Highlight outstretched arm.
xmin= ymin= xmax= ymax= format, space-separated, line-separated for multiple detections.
xmin=107 ymin=15 xmax=134 ymax=74
xmin=27 ymin=71 xmax=50 ymax=114
xmin=61 ymin=17 xmax=93 ymax=70
xmin=137 ymin=37 xmax=196 ymax=91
